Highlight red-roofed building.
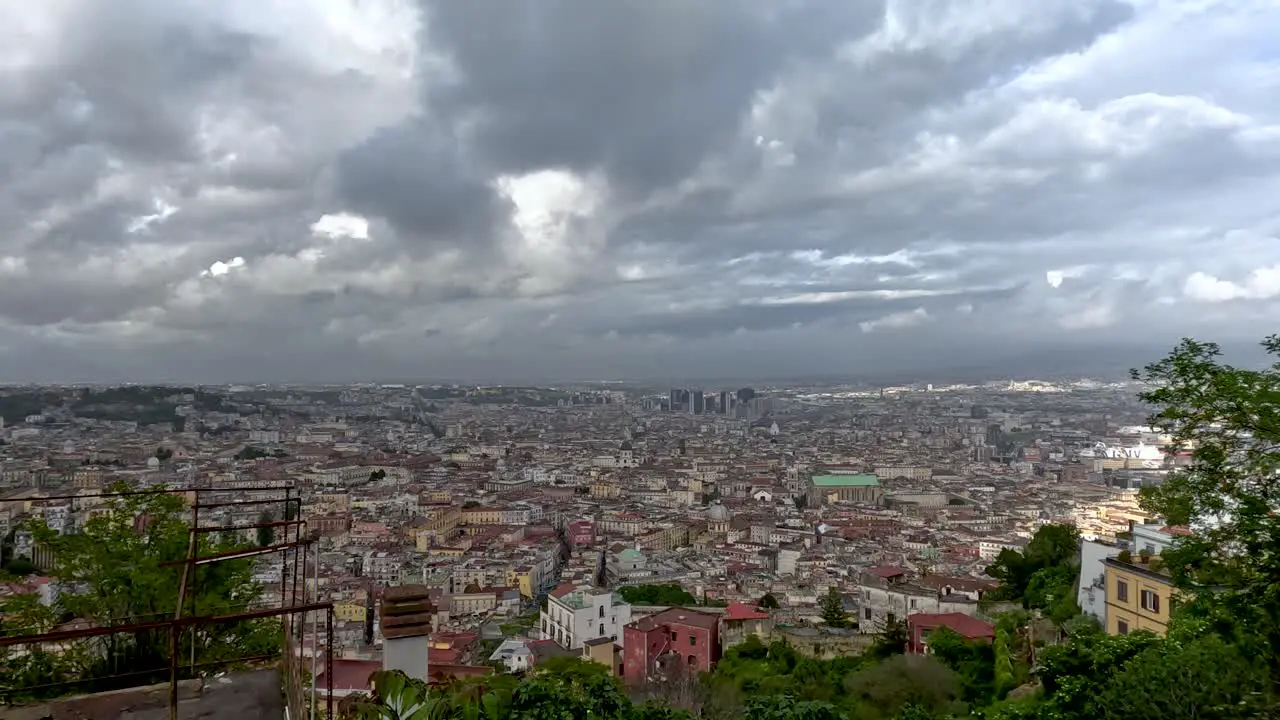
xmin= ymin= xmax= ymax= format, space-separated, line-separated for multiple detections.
xmin=907 ymin=613 xmax=996 ymax=654
xmin=721 ymin=603 xmax=773 ymax=649
xmin=622 ymin=608 xmax=720 ymax=685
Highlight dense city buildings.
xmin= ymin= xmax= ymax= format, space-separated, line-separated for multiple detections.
xmin=0 ymin=378 xmax=1189 ymax=701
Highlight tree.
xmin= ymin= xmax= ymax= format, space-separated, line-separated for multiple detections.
xmin=617 ymin=584 xmax=697 ymax=606
xmin=257 ymin=510 xmax=276 ymax=547
xmin=354 ymin=670 xmax=448 ymax=719
xmin=844 ymin=654 xmax=961 ymax=720
xmin=759 ymin=593 xmax=781 ymax=610
xmin=22 ymin=485 xmax=278 ymax=695
xmin=1092 ymin=635 xmax=1271 ymax=720
xmin=925 ymin=627 xmax=995 ymax=704
xmin=740 ymin=695 xmax=844 ymax=720
xmin=818 ymin=587 xmax=848 ymax=628
xmin=984 ymin=524 xmax=1079 ymax=607
xmin=870 ymin=616 xmax=909 ymax=659
xmin=1132 ymin=335 xmax=1280 ymax=675
xmin=3 ymin=556 xmax=38 ymax=577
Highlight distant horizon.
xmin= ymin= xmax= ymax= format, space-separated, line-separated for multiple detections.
xmin=3 ymin=336 xmax=1271 ymax=388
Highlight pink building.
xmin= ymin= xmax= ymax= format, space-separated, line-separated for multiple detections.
xmin=568 ymin=520 xmax=596 ymax=547
xmin=622 ymin=608 xmax=720 ymax=685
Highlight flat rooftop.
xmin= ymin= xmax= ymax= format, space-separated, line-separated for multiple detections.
xmin=5 ymin=669 xmax=285 ymax=720
xmin=811 ymin=474 xmax=881 ymax=487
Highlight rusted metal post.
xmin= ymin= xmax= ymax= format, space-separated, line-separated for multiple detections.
xmin=281 ymin=487 xmax=292 ymax=604
xmin=326 ymin=607 xmax=334 ymax=720
xmin=171 ymin=518 xmax=197 ymax=720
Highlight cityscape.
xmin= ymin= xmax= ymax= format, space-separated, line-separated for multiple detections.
xmin=0 ymin=366 xmax=1248 ymax=717
xmin=3 ymin=0 xmax=1279 ymax=718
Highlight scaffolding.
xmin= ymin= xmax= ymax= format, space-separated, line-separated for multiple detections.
xmin=0 ymin=484 xmax=335 ymax=719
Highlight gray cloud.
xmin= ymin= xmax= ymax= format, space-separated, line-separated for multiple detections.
xmin=1 ymin=0 xmax=1279 ymax=383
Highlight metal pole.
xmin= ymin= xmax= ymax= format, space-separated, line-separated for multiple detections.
xmin=326 ymin=608 xmax=334 ymax=720
xmin=281 ymin=488 xmax=292 ymax=604
xmin=311 ymin=540 xmax=319 ymax=720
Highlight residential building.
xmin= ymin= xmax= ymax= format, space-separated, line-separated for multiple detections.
xmin=907 ymin=613 xmax=996 ymax=654
xmin=541 ymin=583 xmax=633 ymax=650
xmin=1103 ymin=556 xmax=1176 ymax=636
xmin=622 ymin=608 xmax=721 ymax=685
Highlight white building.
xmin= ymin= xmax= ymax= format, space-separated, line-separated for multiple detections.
xmin=1077 ymin=539 xmax=1121 ymax=624
xmin=540 ymin=584 xmax=632 ymax=650
xmin=489 ymin=639 xmax=536 ymax=673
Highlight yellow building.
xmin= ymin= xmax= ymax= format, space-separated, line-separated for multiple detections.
xmin=506 ymin=567 xmax=535 ymax=599
xmin=1104 ymin=557 xmax=1177 ymax=636
xmin=334 ymin=601 xmax=368 ymax=624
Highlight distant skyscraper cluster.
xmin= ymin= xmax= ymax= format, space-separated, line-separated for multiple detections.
xmin=667 ymin=387 xmax=771 ymax=420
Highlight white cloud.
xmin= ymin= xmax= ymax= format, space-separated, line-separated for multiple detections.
xmin=201 ymin=257 xmax=246 ymax=278
xmin=1184 ymin=265 xmax=1280 ymax=302
xmin=311 ymin=212 xmax=370 ymax=241
xmin=859 ymin=307 xmax=932 ymax=333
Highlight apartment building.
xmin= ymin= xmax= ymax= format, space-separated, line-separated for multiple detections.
xmin=1103 ymin=556 xmax=1176 ymax=636
xmin=541 ymin=583 xmax=633 ymax=650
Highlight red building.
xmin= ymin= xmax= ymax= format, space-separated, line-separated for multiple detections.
xmin=567 ymin=519 xmax=596 ymax=547
xmin=907 ymin=612 xmax=996 ymax=654
xmin=622 ymin=608 xmax=720 ymax=685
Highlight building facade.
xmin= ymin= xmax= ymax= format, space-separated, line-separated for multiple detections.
xmin=1103 ymin=557 xmax=1176 ymax=636
xmin=541 ymin=584 xmax=633 ymax=650
xmin=622 ymin=608 xmax=720 ymax=685
xmin=807 ymin=474 xmax=884 ymax=507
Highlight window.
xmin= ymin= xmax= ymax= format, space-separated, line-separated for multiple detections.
xmin=599 ymin=623 xmax=605 ymax=636
xmin=864 ymin=608 xmax=872 ymax=620
xmin=887 ymin=613 xmax=896 ymax=625
xmin=1117 ymin=620 xmax=1129 ymax=635
xmin=670 ymin=630 xmax=678 ymax=641
xmin=690 ymin=634 xmax=697 ymax=646
xmin=1141 ymin=590 xmax=1160 ymax=613
xmin=909 ymin=599 xmax=917 ymax=610
xmin=1115 ymin=579 xmax=1129 ymax=602
xmin=599 ymin=606 xmax=605 ymax=618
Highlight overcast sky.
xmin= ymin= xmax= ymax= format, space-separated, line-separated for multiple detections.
xmin=2 ymin=0 xmax=1278 ymax=384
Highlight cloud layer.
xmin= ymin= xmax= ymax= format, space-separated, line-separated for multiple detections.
xmin=2 ymin=0 xmax=1279 ymax=382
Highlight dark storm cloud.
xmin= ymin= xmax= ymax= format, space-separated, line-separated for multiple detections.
xmin=419 ymin=0 xmax=881 ymax=195
xmin=334 ymin=121 xmax=511 ymax=247
xmin=1 ymin=0 xmax=1279 ymax=382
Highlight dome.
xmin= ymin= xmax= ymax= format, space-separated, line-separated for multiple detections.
xmin=707 ymin=503 xmax=732 ymax=522
xmin=146 ymin=456 xmax=161 ymax=469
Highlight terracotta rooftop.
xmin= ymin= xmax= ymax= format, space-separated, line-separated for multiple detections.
xmin=723 ymin=602 xmax=770 ymax=621
xmin=629 ymin=607 xmax=720 ymax=632
xmin=908 ymin=612 xmax=995 ymax=639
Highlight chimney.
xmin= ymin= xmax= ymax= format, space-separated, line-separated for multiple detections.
xmin=380 ymin=584 xmax=437 ymax=681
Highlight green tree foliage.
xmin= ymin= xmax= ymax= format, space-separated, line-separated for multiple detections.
xmin=870 ymin=616 xmax=909 ymax=660
xmin=844 ymin=654 xmax=962 ymax=720
xmin=2 ymin=485 xmax=280 ymax=700
xmin=759 ymin=592 xmax=781 ymax=609
xmin=925 ymin=627 xmax=995 ymax=704
xmin=354 ymin=661 xmax=686 ymax=720
xmin=3 ymin=556 xmax=38 ymax=577
xmin=1132 ymin=335 xmax=1280 ymax=676
xmin=739 ymin=695 xmax=844 ymax=720
xmin=235 ymin=445 xmax=271 ymax=461
xmin=818 ymin=586 xmax=850 ymax=628
xmin=984 ymin=524 xmax=1080 ymax=618
xmin=257 ymin=510 xmax=276 ymax=547
xmin=616 ymin=584 xmax=696 ymax=606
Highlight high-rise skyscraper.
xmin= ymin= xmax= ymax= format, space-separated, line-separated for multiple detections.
xmin=691 ymin=390 xmax=705 ymax=414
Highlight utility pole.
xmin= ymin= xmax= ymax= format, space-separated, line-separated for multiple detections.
xmin=310 ymin=539 xmax=319 ymax=720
